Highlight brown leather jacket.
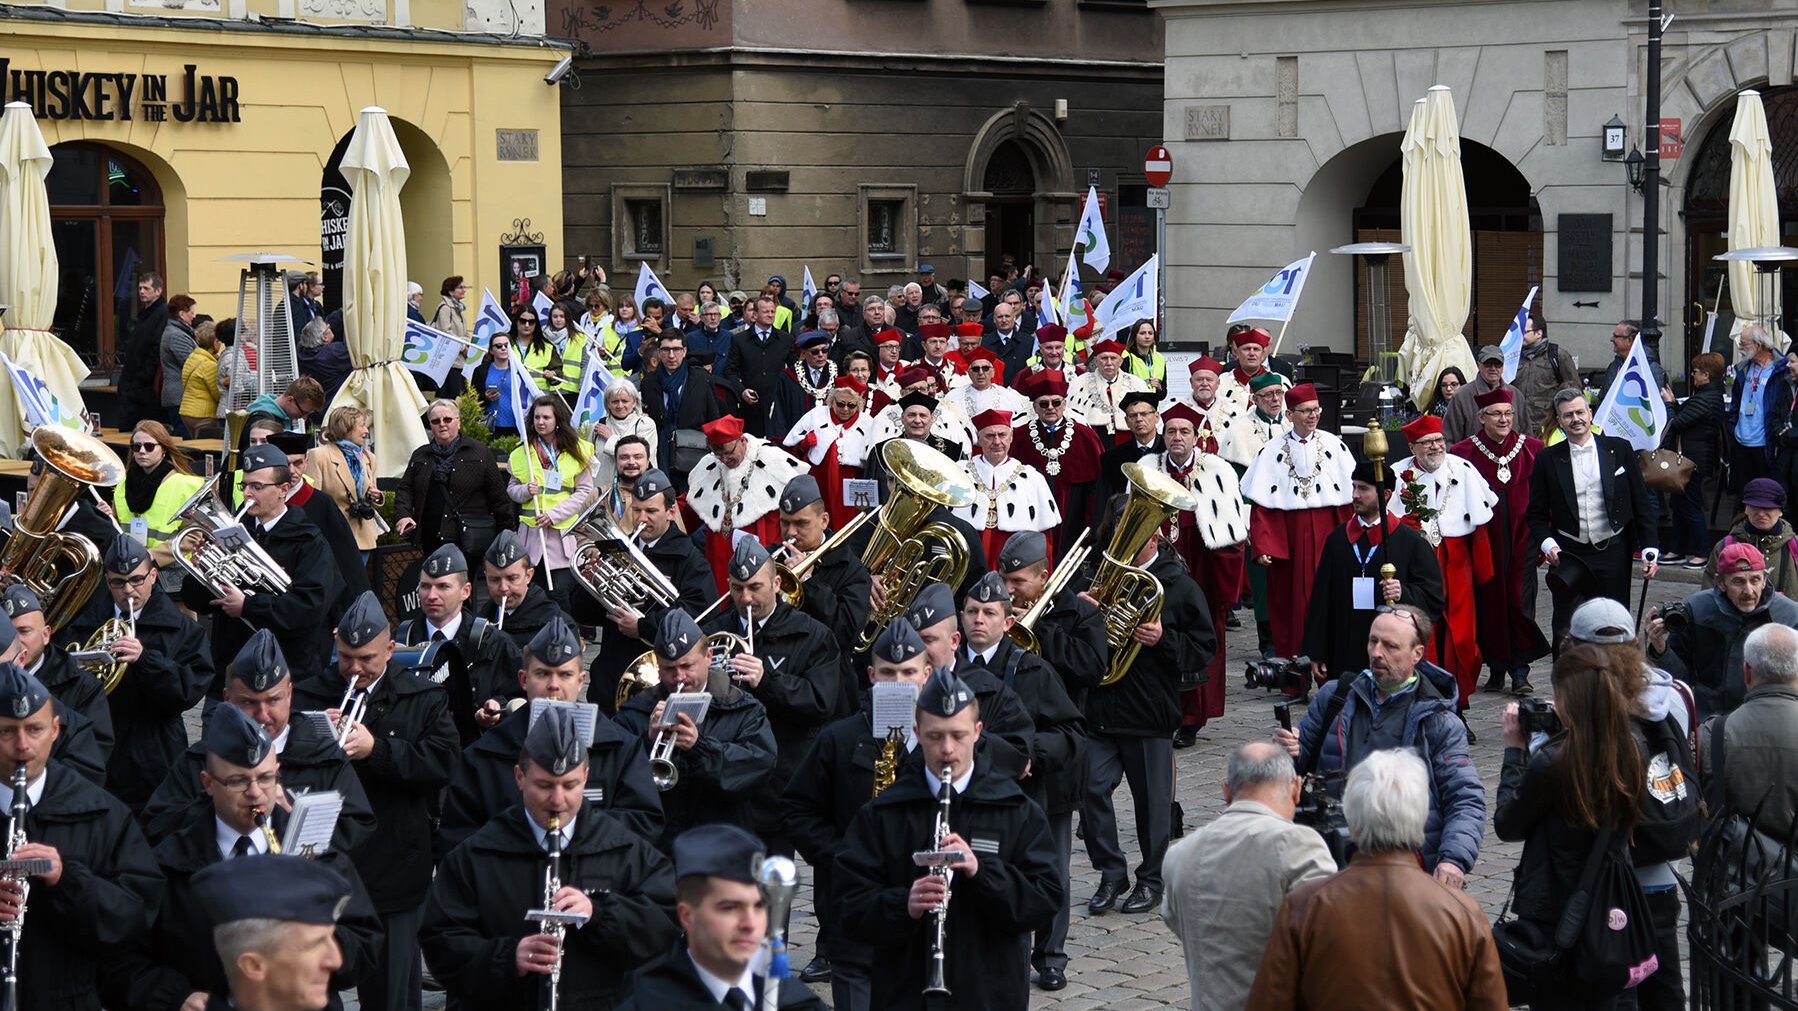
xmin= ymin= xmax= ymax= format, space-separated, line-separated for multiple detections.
xmin=1244 ymin=850 xmax=1507 ymax=1011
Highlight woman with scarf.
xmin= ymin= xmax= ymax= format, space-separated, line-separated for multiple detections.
xmin=506 ymin=394 xmax=595 ymax=613
xmin=396 ymin=399 xmax=513 ymax=568
xmin=305 ymin=406 xmax=385 ymax=561
xmin=112 ymin=420 xmax=207 ymax=574
xmin=471 ymin=332 xmax=521 ymax=437
xmin=542 ymin=303 xmax=580 ymax=399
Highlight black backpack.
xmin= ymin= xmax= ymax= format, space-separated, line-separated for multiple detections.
xmin=1629 ymin=713 xmax=1703 ymax=865
xmin=1563 ymin=829 xmax=1661 ymax=997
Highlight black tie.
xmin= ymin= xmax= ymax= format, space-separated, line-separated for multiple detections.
xmin=233 ymin=835 xmax=253 ymax=858
xmin=249 ymin=520 xmax=265 ymax=540
xmin=431 ymin=629 xmax=446 ymax=643
xmin=725 ymin=988 xmax=752 ymax=1011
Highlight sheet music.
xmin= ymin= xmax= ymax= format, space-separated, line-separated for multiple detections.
xmin=527 ymin=698 xmax=598 ymax=749
xmin=281 ymin=790 xmax=343 ymax=854
xmin=870 ymin=682 xmax=918 ymax=739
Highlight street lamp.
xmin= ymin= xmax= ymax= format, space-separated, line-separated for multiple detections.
xmin=1624 ymin=146 xmax=1646 ymax=193
xmin=1603 ymin=114 xmax=1628 ymax=161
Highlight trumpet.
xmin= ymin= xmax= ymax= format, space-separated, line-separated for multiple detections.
xmin=254 ymin=806 xmax=282 ymax=854
xmin=773 ymin=508 xmax=877 ymax=608
xmin=333 ymin=683 xmax=368 ymax=747
xmin=570 ymin=515 xmax=678 ymax=616
xmin=854 ymin=441 xmax=975 ymax=651
xmin=1008 ymin=529 xmax=1092 ymax=654
xmin=0 ymin=427 xmax=122 ymax=632
xmin=67 ymin=611 xmax=133 ymax=694
xmin=169 ymin=475 xmax=292 ymax=600
xmin=1091 ymin=463 xmax=1197 ymax=686
xmin=923 ymin=762 xmax=955 ymax=997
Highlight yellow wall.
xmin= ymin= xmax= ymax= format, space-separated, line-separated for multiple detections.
xmin=3 ymin=19 xmax=565 ymax=322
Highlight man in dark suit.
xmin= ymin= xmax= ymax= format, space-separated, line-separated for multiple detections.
xmin=1098 ymin=392 xmax=1166 ymax=504
xmin=640 ymin=330 xmax=726 ymax=478
xmin=1527 ymin=387 xmax=1660 ymax=646
xmin=983 ymin=301 xmax=1033 ymax=384
xmin=723 ymin=294 xmax=794 ymax=439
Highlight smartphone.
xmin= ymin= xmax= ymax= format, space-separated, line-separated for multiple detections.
xmin=1275 ymin=702 xmax=1292 ymax=732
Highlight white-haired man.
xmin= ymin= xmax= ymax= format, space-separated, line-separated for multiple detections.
xmin=1728 ymin=321 xmax=1784 ymax=490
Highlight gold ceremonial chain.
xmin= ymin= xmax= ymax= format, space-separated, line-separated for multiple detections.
xmin=1472 ymin=431 xmax=1525 ymax=484
xmin=718 ymin=459 xmax=755 ymax=535
xmin=1283 ymin=433 xmax=1318 ymax=500
xmin=1028 ymin=422 xmax=1074 ymax=477
xmin=872 ymin=726 xmax=904 ymax=797
xmin=971 ymin=461 xmax=1002 ymax=529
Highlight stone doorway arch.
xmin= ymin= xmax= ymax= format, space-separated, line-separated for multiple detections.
xmin=962 ymin=103 xmax=1076 ymax=283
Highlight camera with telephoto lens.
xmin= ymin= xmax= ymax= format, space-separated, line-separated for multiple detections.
xmin=1294 ymin=769 xmax=1352 ymax=869
xmin=1245 ymin=655 xmax=1312 ymax=693
xmin=1518 ymin=696 xmax=1562 ymax=736
xmin=347 ymin=499 xmax=380 ymax=521
xmin=1657 ymin=600 xmax=1690 ymax=635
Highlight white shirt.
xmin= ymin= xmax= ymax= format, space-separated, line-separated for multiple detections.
xmin=688 ymin=951 xmax=757 ymax=1006
xmin=527 ymin=811 xmax=578 ymax=852
xmin=966 ymin=643 xmax=1000 ymax=666
xmin=425 ymin=612 xmax=465 ymax=642
xmin=0 ymin=769 xmax=47 ymax=810
xmin=256 ymin=504 xmax=290 ymax=533
xmin=271 ymin=722 xmax=293 ymax=755
xmin=216 ymin=815 xmax=270 ymax=860
xmin=923 ymin=762 xmax=975 ymax=796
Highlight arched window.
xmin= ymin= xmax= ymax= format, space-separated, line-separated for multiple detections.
xmin=45 ymin=143 xmax=165 ymax=374
xmin=1684 ymin=87 xmax=1798 ymax=339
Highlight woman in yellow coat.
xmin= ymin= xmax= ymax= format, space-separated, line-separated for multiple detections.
xmin=304 ymin=405 xmax=385 ymax=559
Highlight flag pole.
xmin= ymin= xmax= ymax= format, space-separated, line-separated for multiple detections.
xmin=523 ymin=437 xmax=556 ymax=593
xmin=1269 ymin=318 xmax=1294 ymax=360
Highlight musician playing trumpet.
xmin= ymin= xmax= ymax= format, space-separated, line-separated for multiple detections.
xmin=422 ymin=705 xmax=678 ymax=1011
xmin=4 ymin=586 xmax=115 ymax=778
xmin=833 ymin=668 xmax=1062 ymax=1011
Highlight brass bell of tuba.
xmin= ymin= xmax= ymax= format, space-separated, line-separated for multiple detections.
xmin=0 ymin=427 xmax=124 ymax=631
xmin=853 ymin=440 xmax=975 ymax=652
xmin=169 ymin=475 xmax=292 ymax=599
xmin=1090 ymin=462 xmax=1197 ymax=686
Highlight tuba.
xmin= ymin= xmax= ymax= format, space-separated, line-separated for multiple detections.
xmin=67 ymin=614 xmax=133 ymax=694
xmin=0 ymin=427 xmax=123 ymax=631
xmin=169 ymin=475 xmax=292 ymax=598
xmin=1091 ymin=462 xmax=1197 ymax=686
xmin=571 ymin=513 xmax=678 ymax=616
xmin=1008 ymin=528 xmax=1092 ymax=654
xmin=854 ymin=441 xmax=975 ymax=651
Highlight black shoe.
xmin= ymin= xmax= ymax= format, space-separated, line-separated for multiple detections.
xmin=1036 ymin=967 xmax=1067 ymax=991
xmin=1088 ymin=879 xmax=1125 ymax=914
xmin=798 ymin=956 xmax=832 ymax=983
xmin=1224 ymin=611 xmax=1242 ymax=629
xmin=1513 ymin=676 xmax=1534 ymax=696
xmin=1483 ymin=669 xmax=1506 ymax=693
xmin=1172 ymin=725 xmax=1199 ymax=749
xmin=1120 ymin=883 xmax=1162 ymax=914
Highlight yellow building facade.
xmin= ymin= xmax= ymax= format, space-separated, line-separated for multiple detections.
xmin=1 ymin=7 xmax=566 ymax=371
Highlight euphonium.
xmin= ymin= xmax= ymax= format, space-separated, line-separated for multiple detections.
xmin=774 ymin=507 xmax=877 ymax=608
xmin=1091 ymin=462 xmax=1198 ymax=686
xmin=1008 ymin=529 xmax=1093 ymax=654
xmin=854 ymin=441 xmax=975 ymax=651
xmin=169 ymin=475 xmax=292 ymax=599
xmin=619 ymin=631 xmax=748 ymax=713
xmin=0 ymin=427 xmax=123 ymax=631
xmin=570 ymin=515 xmax=678 ymax=615
xmin=66 ymin=614 xmax=133 ymax=694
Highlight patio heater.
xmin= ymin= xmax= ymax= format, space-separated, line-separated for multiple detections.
xmin=1713 ymin=245 xmax=1798 ymax=355
xmin=217 ymin=253 xmax=305 ymax=411
xmin=1330 ymin=242 xmax=1412 ymax=386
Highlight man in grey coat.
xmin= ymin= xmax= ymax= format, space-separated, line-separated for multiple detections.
xmin=1161 ymin=742 xmax=1335 ymax=1011
xmin=1441 ymin=345 xmax=1529 ymax=445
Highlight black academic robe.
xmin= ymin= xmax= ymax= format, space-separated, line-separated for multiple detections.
xmin=615 ymin=944 xmax=827 ymax=1011
xmin=184 ymin=506 xmax=342 ymax=693
xmin=589 ymin=528 xmax=716 ymax=716
xmin=1098 ymin=435 xmax=1165 ymax=506
xmin=1301 ymin=517 xmax=1447 ymax=680
xmin=614 ymin=676 xmax=778 ymax=851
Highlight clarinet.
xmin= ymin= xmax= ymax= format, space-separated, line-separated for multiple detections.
xmin=1 ymin=766 xmax=32 ymax=1011
xmin=540 ymin=815 xmax=566 ymax=1011
xmin=923 ymin=764 xmax=954 ymax=997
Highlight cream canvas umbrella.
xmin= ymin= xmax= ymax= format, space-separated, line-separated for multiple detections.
xmin=1727 ymin=90 xmax=1784 ymax=349
xmin=329 ymin=106 xmax=427 ymax=479
xmin=0 ymin=101 xmax=89 ymax=455
xmin=1397 ymin=86 xmax=1476 ymax=409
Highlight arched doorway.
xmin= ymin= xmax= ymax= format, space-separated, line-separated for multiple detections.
xmin=1683 ymin=86 xmax=1798 ymax=341
xmin=320 ymin=118 xmax=452 ymax=316
xmin=984 ymin=140 xmax=1036 ymax=275
xmin=45 ymin=143 xmax=165 ymax=374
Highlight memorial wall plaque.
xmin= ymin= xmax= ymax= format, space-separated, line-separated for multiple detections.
xmin=1557 ymin=213 xmax=1612 ymax=293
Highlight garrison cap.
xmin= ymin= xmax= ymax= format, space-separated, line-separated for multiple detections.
xmin=103 ymin=534 xmax=152 ymax=575
xmin=779 ymin=475 xmax=822 ymax=514
xmin=871 ymin=618 xmax=926 ymax=664
xmin=632 ymin=470 xmax=673 ymax=501
xmin=656 ymin=610 xmax=704 ymax=661
xmin=917 ymin=667 xmax=976 ymax=718
xmin=485 ymin=529 xmax=528 ymax=569
xmin=204 ymin=702 xmax=273 ymax=769
xmin=528 ymin=615 xmax=582 ymax=665
xmin=997 ymin=531 xmax=1048 ymax=573
xmin=241 ymin=444 xmax=289 ymax=474
xmin=229 ymin=628 xmax=290 ymax=692
xmin=905 ymin=582 xmax=957 ymax=630
xmin=0 ymin=663 xmax=49 ymax=719
xmin=966 ymin=570 xmax=1010 ymax=605
xmin=729 ymin=538 xmax=772 ymax=582
xmin=334 ymin=591 xmax=390 ymax=648
xmin=674 ymin=823 xmax=764 ymax=884
xmin=422 ymin=543 xmax=468 ymax=578
xmin=522 ymin=703 xmax=586 ymax=776
xmin=194 ymin=854 xmax=352 ymax=927
xmin=0 ymin=586 xmax=39 ymax=620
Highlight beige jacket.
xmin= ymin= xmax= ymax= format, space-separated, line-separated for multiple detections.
xmin=304 ymin=443 xmax=381 ymax=551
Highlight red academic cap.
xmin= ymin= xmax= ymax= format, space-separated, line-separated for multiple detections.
xmin=701 ymin=415 xmax=745 ymax=445
xmin=971 ymin=408 xmax=1014 ymax=432
xmin=1400 ymin=415 xmax=1443 ymax=442
xmin=1284 ymin=383 xmax=1318 ymax=410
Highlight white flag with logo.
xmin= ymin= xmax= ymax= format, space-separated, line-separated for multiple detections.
xmin=400 ymin=320 xmax=462 ymax=386
xmin=571 ymin=339 xmax=621 ymax=435
xmin=1225 ymin=253 xmax=1317 ymax=325
xmin=0 ymin=351 xmax=81 ymax=430
xmin=801 ymin=266 xmax=818 ymax=317
xmin=634 ymin=262 xmax=673 ymax=311
xmin=1498 ymin=286 xmax=1538 ymax=384
xmin=966 ymin=278 xmax=991 ymax=302
xmin=1592 ymin=335 xmax=1668 ymax=451
xmin=1091 ymin=254 xmax=1158 ymax=339
xmin=463 ymin=288 xmax=513 ymax=378
xmin=509 ymin=357 xmax=548 ymax=438
xmin=1076 ymin=185 xmax=1111 ymax=273
xmin=1038 ymin=276 xmax=1061 ymax=329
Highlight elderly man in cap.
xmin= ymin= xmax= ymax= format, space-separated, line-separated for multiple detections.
xmin=1097 ymin=390 xmax=1166 ymax=505
xmin=589 ymin=468 xmax=717 ymax=713
xmin=440 ymin=616 xmax=661 ymax=857
xmin=1386 ymin=414 xmax=1498 ymax=711
xmin=188 ymin=854 xmax=356 ymax=1011
xmin=1176 ymin=355 xmax=1235 ymax=433
xmin=869 ymin=327 xmax=906 ymax=397
xmin=613 ymin=609 xmax=778 ymax=850
xmin=619 ymin=823 xmax=827 ymax=1009
xmin=1010 ymin=373 xmax=1104 ymax=555
xmin=782 ymin=377 xmax=878 ymax=530
xmin=775 ymin=474 xmax=872 ymax=653
xmin=106 ymin=705 xmax=381 ymax=1011
xmin=1068 ymin=338 xmax=1152 ymax=444
xmin=0 ymin=662 xmax=162 ymax=1011
xmin=1704 ymin=477 xmax=1798 ymax=595
xmin=946 ymin=346 xmax=1030 ymax=422
xmin=786 ymin=329 xmax=839 ymax=410
xmin=685 ymin=415 xmax=811 ymax=596
xmin=784 ymin=617 xmax=933 ymax=1000
xmin=480 ymin=529 xmax=572 ymax=651
xmin=953 ymin=408 xmax=1061 ymax=566
xmin=867 ymin=375 xmax=973 ymax=465
xmin=423 ymin=705 xmax=679 ymax=1010
xmin=143 ymin=630 xmax=377 ymax=847
xmin=1450 ymin=387 xmax=1550 ymax=695
xmin=183 ymin=443 xmax=342 ymax=689
xmin=1242 ymin=382 xmax=1355 ymax=662
xmin=834 ymin=667 xmax=1063 ymax=1010
xmin=1216 ymin=325 xmax=1292 ymax=416
xmin=293 ymin=591 xmax=459 ymax=1011
xmin=399 ymin=543 xmax=525 ymax=736
xmin=1652 ymin=541 xmax=1798 ymax=719
xmin=4 ymin=585 xmax=114 ymax=770
xmin=54 ymin=534 xmax=210 ymax=812
xmin=1442 ymin=345 xmax=1529 ymax=445
xmin=1218 ymin=370 xmax=1290 ymax=470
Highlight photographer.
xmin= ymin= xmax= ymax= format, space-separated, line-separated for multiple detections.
xmin=1273 ymin=605 xmax=1484 ymax=888
xmin=1648 ymin=542 xmax=1798 ymax=719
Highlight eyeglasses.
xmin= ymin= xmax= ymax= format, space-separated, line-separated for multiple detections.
xmin=105 ymin=573 xmax=153 ymax=590
xmin=428 ymin=416 xmax=458 ymax=426
xmin=1291 ymin=406 xmax=1323 ymax=416
xmin=969 ymin=364 xmax=994 ymax=372
xmin=131 ymin=443 xmax=159 ymax=453
xmin=1374 ymin=605 xmax=1420 ymax=630
xmin=243 ymin=481 xmax=282 ymax=492
xmin=215 ymin=772 xmax=280 ymax=792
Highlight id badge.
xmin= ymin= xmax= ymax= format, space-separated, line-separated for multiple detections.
xmin=129 ymin=517 xmax=150 ymax=545
xmin=1746 ymin=401 xmax=1758 ymax=416
xmin=543 ymin=470 xmax=564 ymax=493
xmin=1351 ymin=576 xmax=1376 ymax=611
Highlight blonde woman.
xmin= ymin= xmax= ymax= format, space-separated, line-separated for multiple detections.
xmin=112 ymin=420 xmax=207 ymax=559
xmin=589 ymin=379 xmax=659 ymax=492
xmin=305 ymin=406 xmax=385 ymax=558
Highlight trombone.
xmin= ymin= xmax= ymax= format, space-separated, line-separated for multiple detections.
xmin=772 ymin=507 xmax=877 ymax=608
xmin=1008 ymin=529 xmax=1092 ymax=654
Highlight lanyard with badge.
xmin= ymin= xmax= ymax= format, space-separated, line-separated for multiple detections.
xmin=1748 ymin=362 xmax=1771 ymax=416
xmin=535 ymin=438 xmax=564 ymax=492
xmin=1349 ymin=528 xmax=1380 ymax=610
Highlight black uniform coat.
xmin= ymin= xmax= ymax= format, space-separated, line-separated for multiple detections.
xmin=141 ymin=712 xmax=377 ymax=852
xmin=702 ymin=602 xmax=842 ymax=834
xmin=103 ymin=803 xmax=381 ymax=1011
xmin=1099 ymin=435 xmax=1165 ymax=505
xmin=50 ymin=700 xmax=109 ymax=787
xmin=438 ymin=705 xmax=662 ymax=860
xmin=613 ymin=674 xmax=777 ymax=850
xmin=589 ymin=528 xmax=715 ymax=716
xmin=293 ymin=666 xmax=458 ymax=911
xmin=293 ymin=483 xmax=370 ymax=621
xmin=396 ymin=610 xmax=525 ymax=722
xmin=1301 ymin=517 xmax=1447 ymax=680
xmin=792 ymin=539 xmax=872 ymax=715
xmin=1084 ymin=550 xmax=1215 ymax=738
xmin=954 ymin=638 xmax=1085 ymax=814
xmin=10 ymin=761 xmax=164 ymax=1011
xmin=1027 ymin=590 xmax=1109 ymax=814
xmin=615 ymin=944 xmax=828 ymax=1011
xmin=481 ymin=583 xmax=570 ymax=654
xmin=833 ymin=747 xmax=1063 ymax=1011
xmin=421 ymin=806 xmax=679 ymax=1011
xmin=59 ymin=587 xmax=211 ymax=811
xmin=184 ymin=506 xmax=342 ymax=694
xmin=33 ymin=647 xmax=114 ymax=769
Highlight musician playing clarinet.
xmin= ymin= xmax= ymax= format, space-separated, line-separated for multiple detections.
xmin=422 ymin=705 xmax=678 ymax=1011
xmin=0 ymin=663 xmax=160 ymax=1011
xmin=833 ymin=668 xmax=1061 ymax=1011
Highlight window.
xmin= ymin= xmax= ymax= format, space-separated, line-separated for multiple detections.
xmin=611 ymin=183 xmax=672 ymax=266
xmin=867 ymin=201 xmax=901 ymax=256
xmin=626 ymin=199 xmax=663 ymax=256
xmin=45 ymin=143 xmax=165 ymax=374
xmin=859 ymin=185 xmax=916 ymax=273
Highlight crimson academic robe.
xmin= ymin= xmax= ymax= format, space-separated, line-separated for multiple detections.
xmin=1451 ymin=431 xmax=1551 ymax=671
xmin=1010 ymin=420 xmax=1105 ymax=556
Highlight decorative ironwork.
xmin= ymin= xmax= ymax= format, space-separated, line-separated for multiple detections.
xmin=1686 ymin=86 xmax=1798 ymax=218
xmin=500 ymin=218 xmax=544 ymax=244
xmin=867 ymin=201 xmax=900 ymax=256
xmin=983 ymin=140 xmax=1035 ymax=195
xmin=1683 ymin=802 xmax=1798 ymax=1009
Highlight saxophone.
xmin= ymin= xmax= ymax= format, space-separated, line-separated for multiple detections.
xmin=871 ymin=727 xmax=904 ymax=798
xmin=254 ymin=807 xmax=282 ymax=854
